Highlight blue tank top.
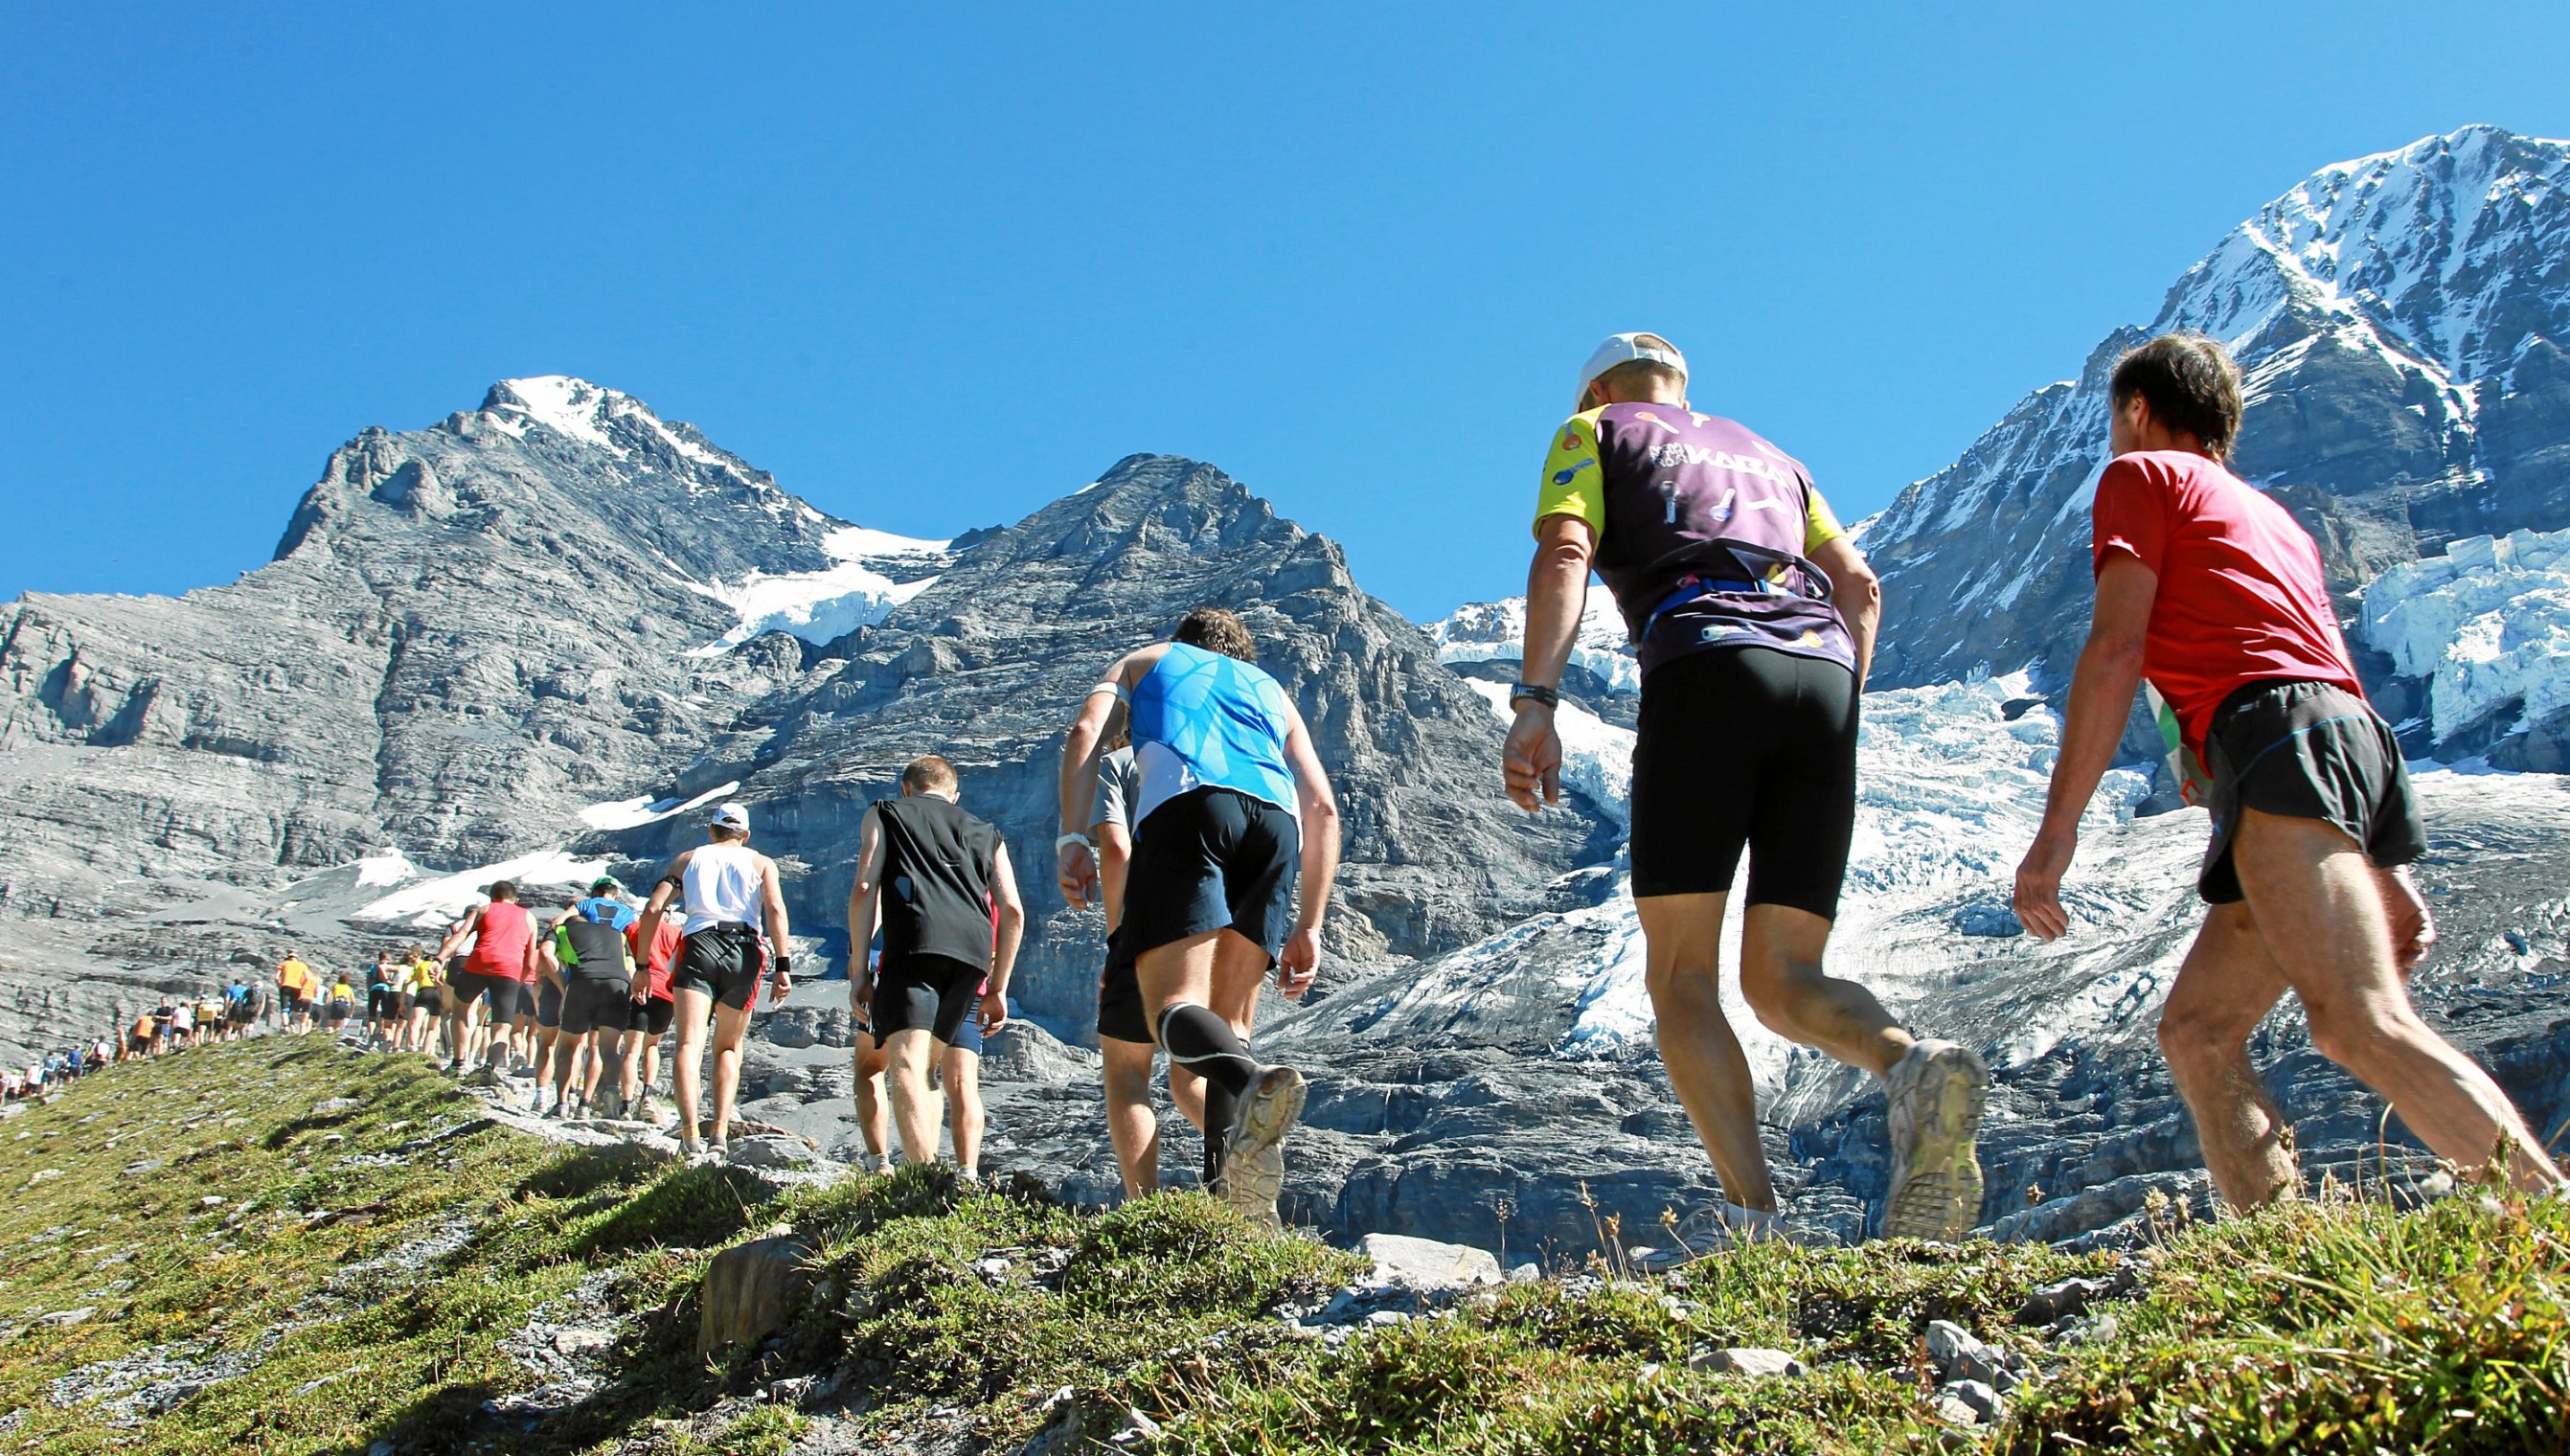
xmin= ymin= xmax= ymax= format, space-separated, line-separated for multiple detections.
xmin=1128 ymin=642 xmax=1299 ymax=826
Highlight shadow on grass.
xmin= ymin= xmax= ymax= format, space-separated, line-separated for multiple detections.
xmin=570 ymin=1162 xmax=766 ymax=1258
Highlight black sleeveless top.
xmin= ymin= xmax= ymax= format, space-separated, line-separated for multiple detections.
xmin=875 ymin=795 xmax=1002 ymax=973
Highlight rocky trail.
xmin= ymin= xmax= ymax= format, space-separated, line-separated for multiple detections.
xmin=5 ymin=1037 xmax=2566 ymax=1454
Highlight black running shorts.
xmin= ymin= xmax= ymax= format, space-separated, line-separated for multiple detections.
xmin=636 ymin=995 xmax=675 ymax=1036
xmin=534 ymin=978 xmax=563 ymax=1030
xmin=673 ymin=924 xmax=767 ymax=1012
xmin=873 ymin=954 xmax=985 ymax=1044
xmin=448 ymin=969 xmax=522 ymax=1020
xmin=411 ymin=988 xmax=443 ymax=1016
xmin=1096 ymin=925 xmax=1149 ymax=1045
xmin=1123 ymin=786 xmax=1301 ymax=965
xmin=369 ymin=988 xmax=400 ymax=1019
xmin=2198 ymin=679 xmax=2425 ymax=905
xmin=560 ymin=977 xmax=633 ymax=1035
xmin=1630 ymin=646 xmax=1859 ymax=919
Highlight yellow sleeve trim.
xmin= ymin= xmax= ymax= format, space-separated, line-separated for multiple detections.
xmin=1534 ymin=409 xmax=1609 ymax=539
xmin=1803 ymin=486 xmax=1846 ymax=555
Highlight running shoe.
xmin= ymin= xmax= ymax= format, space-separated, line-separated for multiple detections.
xmin=1881 ymin=1038 xmax=1989 ymax=1241
xmin=1670 ymin=1201 xmax=1791 ymax=1252
xmin=1217 ymin=1065 xmax=1305 ymax=1229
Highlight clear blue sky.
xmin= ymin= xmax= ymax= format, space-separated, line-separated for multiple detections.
xmin=4 ymin=5 xmax=2565 ymax=623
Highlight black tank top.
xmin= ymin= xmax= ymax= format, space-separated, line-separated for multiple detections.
xmin=875 ymin=794 xmax=1001 ymax=973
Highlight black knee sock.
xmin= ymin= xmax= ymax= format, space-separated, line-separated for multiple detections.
xmin=1159 ymin=1002 xmax=1257 ymax=1182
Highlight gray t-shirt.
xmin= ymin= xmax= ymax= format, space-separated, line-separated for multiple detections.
xmin=1093 ymin=746 xmax=1141 ymax=833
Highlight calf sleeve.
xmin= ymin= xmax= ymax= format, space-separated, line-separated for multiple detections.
xmin=1160 ymin=1001 xmax=1257 ymax=1186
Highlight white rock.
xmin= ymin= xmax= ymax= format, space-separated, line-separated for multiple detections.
xmin=1688 ymin=1347 xmax=1807 ymax=1377
xmin=1360 ymin=1233 xmax=1503 ymax=1289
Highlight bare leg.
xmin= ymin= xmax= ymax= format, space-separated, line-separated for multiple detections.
xmin=853 ymin=1035 xmax=891 ymax=1163
xmin=671 ymin=989 xmax=713 ymax=1144
xmin=944 ymin=1044 xmax=984 ymax=1175
xmin=885 ymin=1029 xmax=944 ymax=1166
xmin=2158 ymin=900 xmax=2297 ymax=1209
xmin=2235 ymin=808 xmax=2562 ymax=1192
xmin=1636 ymin=893 xmax=1774 ymax=1213
xmin=706 ymin=1001 xmax=752 ymax=1147
xmin=1103 ymin=1036 xmax=1162 ymax=1195
xmin=1738 ymin=903 xmax=1910 ymax=1077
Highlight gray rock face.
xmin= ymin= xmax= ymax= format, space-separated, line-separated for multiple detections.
xmin=1864 ymin=127 xmax=2570 ymax=731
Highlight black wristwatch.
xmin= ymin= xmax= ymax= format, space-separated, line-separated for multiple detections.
xmin=1509 ymin=682 xmax=1560 ymax=711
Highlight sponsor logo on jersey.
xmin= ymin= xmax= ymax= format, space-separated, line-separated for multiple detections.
xmin=1648 ymin=443 xmax=1795 ymax=484
xmin=1552 ymin=459 xmax=1598 ymax=488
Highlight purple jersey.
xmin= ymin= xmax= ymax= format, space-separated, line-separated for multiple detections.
xmin=1536 ymin=403 xmax=1855 ymax=678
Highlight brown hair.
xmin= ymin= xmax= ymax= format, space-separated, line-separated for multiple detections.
xmin=1173 ymin=605 xmax=1256 ymax=663
xmin=901 ymin=755 xmax=959 ymax=794
xmin=2111 ymin=332 xmax=2243 ymax=460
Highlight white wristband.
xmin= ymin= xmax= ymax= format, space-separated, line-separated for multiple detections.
xmin=1056 ymin=832 xmax=1094 ymax=853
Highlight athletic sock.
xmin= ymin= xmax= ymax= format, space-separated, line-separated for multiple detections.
xmin=1159 ymin=1002 xmax=1257 ymax=1184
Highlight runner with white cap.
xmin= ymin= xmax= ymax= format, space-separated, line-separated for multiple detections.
xmin=636 ymin=802 xmax=794 ymax=1161
xmin=1504 ymin=331 xmax=1990 ymax=1242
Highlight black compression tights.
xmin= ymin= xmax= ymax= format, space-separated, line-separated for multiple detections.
xmin=1158 ymin=1002 xmax=1256 ymax=1184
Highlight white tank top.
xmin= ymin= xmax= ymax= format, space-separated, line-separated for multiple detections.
xmin=681 ymin=843 xmax=763 ymax=935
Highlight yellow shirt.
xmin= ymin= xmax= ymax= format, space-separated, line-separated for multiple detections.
xmin=279 ymin=958 xmax=312 ymax=992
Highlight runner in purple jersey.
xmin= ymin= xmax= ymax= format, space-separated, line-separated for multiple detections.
xmin=1504 ymin=332 xmax=1990 ymax=1243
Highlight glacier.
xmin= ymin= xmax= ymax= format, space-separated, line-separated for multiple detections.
xmin=2361 ymin=526 xmax=2570 ymax=744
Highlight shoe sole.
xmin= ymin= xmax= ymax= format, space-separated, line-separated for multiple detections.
xmin=1217 ymin=1067 xmax=1304 ymax=1225
xmin=1882 ymin=1044 xmax=1988 ymax=1241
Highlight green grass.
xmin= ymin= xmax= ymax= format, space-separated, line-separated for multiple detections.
xmin=5 ymin=1039 xmax=2567 ymax=1454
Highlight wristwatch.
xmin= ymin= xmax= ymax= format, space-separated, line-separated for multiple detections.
xmin=1508 ymin=683 xmax=1560 ymax=711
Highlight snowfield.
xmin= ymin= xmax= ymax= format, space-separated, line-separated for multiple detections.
xmin=691 ymin=525 xmax=950 ymax=654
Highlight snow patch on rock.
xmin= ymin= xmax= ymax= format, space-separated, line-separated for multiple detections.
xmin=353 ymin=849 xmax=613 ymax=930
xmin=691 ymin=526 xmax=951 ymax=655
xmin=1430 ymin=595 xmax=1640 ymax=695
xmin=577 ymin=780 xmax=742 ymax=832
xmin=2361 ymin=527 xmax=2570 ymax=744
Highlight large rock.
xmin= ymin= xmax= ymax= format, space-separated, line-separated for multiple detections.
xmin=1359 ymin=1233 xmax=1502 ymax=1289
xmin=697 ymin=1233 xmax=817 ymax=1356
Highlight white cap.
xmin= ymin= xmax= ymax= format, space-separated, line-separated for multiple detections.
xmin=709 ymin=803 xmax=751 ymax=832
xmin=1575 ymin=332 xmax=1688 ymax=408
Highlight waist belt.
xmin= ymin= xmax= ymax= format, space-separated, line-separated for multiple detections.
xmin=694 ymin=921 xmax=761 ymax=937
xmin=1644 ymin=574 xmax=1768 ymax=637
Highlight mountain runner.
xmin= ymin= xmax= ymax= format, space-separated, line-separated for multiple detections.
xmin=1505 ymin=332 xmax=1990 ymax=1242
xmin=368 ymin=955 xmax=403 ymax=1047
xmin=400 ymin=949 xmax=443 ymax=1054
xmin=1057 ymin=606 xmax=1341 ymax=1226
xmin=848 ymin=962 xmax=895 ymax=1172
xmin=440 ymin=881 xmax=540 ymax=1097
xmin=622 ymin=903 xmax=683 ymax=1122
xmin=846 ymin=756 xmax=1022 ymax=1176
xmin=221 ymin=979 xmax=254 ymax=1043
xmin=529 ymin=927 xmax=569 ymax=1094
xmin=2013 ymin=331 xmax=2564 ymax=1205
xmin=637 ymin=804 xmax=793 ymax=1160
xmin=277 ymin=952 xmax=315 ymax=1035
xmin=544 ymin=878 xmax=640 ymax=1118
xmin=1092 ymin=733 xmax=1213 ymax=1196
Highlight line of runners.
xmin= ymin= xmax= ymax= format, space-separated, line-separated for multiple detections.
xmin=102 ymin=327 xmax=2559 ymax=1240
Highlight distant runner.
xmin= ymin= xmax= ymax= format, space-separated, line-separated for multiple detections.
xmin=2014 ymin=331 xmax=2564 ymax=1205
xmin=847 ymin=971 xmax=894 ymax=1172
xmin=622 ymin=903 xmax=683 ymax=1122
xmin=277 ymin=952 xmax=315 ymax=1035
xmin=637 ymin=804 xmax=794 ymax=1160
xmin=440 ymin=881 xmax=540 ymax=1096
xmin=368 ymin=955 xmax=403 ymax=1047
xmin=1057 ymin=606 xmax=1342 ymax=1225
xmin=400 ymin=949 xmax=443 ymax=1054
xmin=1092 ymin=733 xmax=1212 ymax=1196
xmin=1506 ymin=332 xmax=1989 ymax=1242
xmin=324 ymin=972 xmax=358 ymax=1035
xmin=544 ymin=878 xmax=639 ymax=1119
xmin=847 ymin=756 xmax=1022 ymax=1177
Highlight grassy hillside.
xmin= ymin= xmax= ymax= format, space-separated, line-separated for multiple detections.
xmin=2 ymin=1039 xmax=2565 ymax=1454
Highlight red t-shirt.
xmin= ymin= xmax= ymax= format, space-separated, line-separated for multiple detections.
xmin=2090 ymin=450 xmax=2363 ymax=754
xmin=628 ymin=917 xmax=683 ymax=1001
xmin=465 ymin=900 xmax=537 ymax=982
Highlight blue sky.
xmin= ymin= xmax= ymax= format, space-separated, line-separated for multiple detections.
xmin=4 ymin=5 xmax=2565 ymax=623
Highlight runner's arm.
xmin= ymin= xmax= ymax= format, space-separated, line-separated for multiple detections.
xmin=985 ymin=843 xmax=1025 ymax=1032
xmin=2015 ymin=555 xmax=2157 ymax=941
xmin=1508 ymin=514 xmax=1594 ymax=810
xmin=435 ymin=907 xmax=480 ymax=963
xmin=846 ymin=808 xmax=885 ymax=1009
xmin=634 ymin=854 xmax=687 ymax=977
xmin=1277 ymin=701 xmax=1341 ymax=997
xmin=759 ymin=854 xmax=791 ymax=1000
xmin=1808 ymin=535 xmax=1883 ymax=691
xmin=1058 ymin=651 xmax=1142 ymax=907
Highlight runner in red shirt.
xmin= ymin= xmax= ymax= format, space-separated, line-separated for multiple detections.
xmin=437 ymin=881 xmax=539 ymax=1099
xmin=618 ymin=903 xmax=685 ymax=1122
xmin=2017 ymin=331 xmax=2560 ymax=1205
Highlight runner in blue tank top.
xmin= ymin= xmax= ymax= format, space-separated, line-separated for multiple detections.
xmin=1056 ymin=606 xmax=1343 ymax=1227
xmin=1505 ymin=332 xmax=1990 ymax=1244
